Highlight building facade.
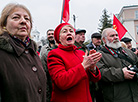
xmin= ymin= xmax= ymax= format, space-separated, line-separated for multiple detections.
xmin=31 ymin=28 xmax=40 ymax=42
xmin=118 ymin=5 xmax=138 ymax=48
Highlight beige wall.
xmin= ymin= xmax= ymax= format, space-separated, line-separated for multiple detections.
xmin=123 ymin=8 xmax=138 ymax=19
xmin=119 ymin=6 xmax=138 ymax=48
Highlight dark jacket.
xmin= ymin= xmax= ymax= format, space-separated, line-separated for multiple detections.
xmin=87 ymin=41 xmax=103 ymax=102
xmin=87 ymin=41 xmax=102 ymax=51
xmin=40 ymin=39 xmax=57 ymax=102
xmin=74 ymin=41 xmax=87 ymax=52
xmin=0 ymin=32 xmax=46 ymax=102
xmin=96 ymin=46 xmax=138 ymax=102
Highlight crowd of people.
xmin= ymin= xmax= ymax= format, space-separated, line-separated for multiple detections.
xmin=0 ymin=2 xmax=138 ymax=102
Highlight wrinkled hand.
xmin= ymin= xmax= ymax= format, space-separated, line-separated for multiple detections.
xmin=81 ymin=50 xmax=102 ymax=70
xmin=122 ymin=67 xmax=136 ymax=79
xmin=89 ymin=50 xmax=97 ymax=70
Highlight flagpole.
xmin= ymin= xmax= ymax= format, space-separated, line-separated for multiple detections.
xmin=126 ymin=31 xmax=137 ymax=43
xmin=73 ymin=14 xmax=76 ymax=29
xmin=60 ymin=0 xmax=65 ymax=23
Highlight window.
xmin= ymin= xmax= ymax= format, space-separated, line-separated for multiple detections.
xmin=135 ymin=11 xmax=138 ymax=19
xmin=136 ymin=26 xmax=138 ymax=35
xmin=120 ymin=17 xmax=123 ymax=23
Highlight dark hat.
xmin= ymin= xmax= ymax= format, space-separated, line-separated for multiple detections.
xmin=75 ymin=29 xmax=86 ymax=34
xmin=121 ymin=37 xmax=132 ymax=43
xmin=91 ymin=33 xmax=101 ymax=38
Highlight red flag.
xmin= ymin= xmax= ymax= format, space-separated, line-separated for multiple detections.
xmin=62 ymin=0 xmax=70 ymax=23
xmin=113 ymin=15 xmax=127 ymax=40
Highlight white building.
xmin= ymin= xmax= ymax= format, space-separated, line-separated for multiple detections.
xmin=31 ymin=28 xmax=40 ymax=42
xmin=118 ymin=5 xmax=138 ymax=48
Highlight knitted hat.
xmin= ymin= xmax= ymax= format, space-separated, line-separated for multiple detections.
xmin=54 ymin=23 xmax=73 ymax=44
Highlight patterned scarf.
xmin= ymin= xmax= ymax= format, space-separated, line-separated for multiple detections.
xmin=10 ymin=35 xmax=30 ymax=47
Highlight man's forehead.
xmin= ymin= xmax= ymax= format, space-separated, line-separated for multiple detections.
xmin=125 ymin=42 xmax=131 ymax=44
xmin=108 ymin=30 xmax=118 ymax=36
xmin=92 ymin=37 xmax=101 ymax=40
xmin=48 ymin=31 xmax=54 ymax=33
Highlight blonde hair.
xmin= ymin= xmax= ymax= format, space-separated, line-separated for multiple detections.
xmin=120 ymin=41 xmax=127 ymax=48
xmin=0 ymin=3 xmax=32 ymax=36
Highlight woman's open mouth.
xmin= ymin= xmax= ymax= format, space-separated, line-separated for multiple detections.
xmin=67 ymin=37 xmax=72 ymax=42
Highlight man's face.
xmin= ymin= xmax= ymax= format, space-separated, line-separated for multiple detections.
xmin=103 ymin=30 xmax=121 ymax=49
xmin=125 ymin=42 xmax=132 ymax=49
xmin=92 ymin=38 xmax=101 ymax=46
xmin=106 ymin=30 xmax=119 ymax=43
xmin=75 ymin=32 xmax=85 ymax=44
xmin=47 ymin=30 xmax=54 ymax=41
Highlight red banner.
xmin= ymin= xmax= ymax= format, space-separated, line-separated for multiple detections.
xmin=113 ymin=15 xmax=127 ymax=40
xmin=62 ymin=0 xmax=70 ymax=23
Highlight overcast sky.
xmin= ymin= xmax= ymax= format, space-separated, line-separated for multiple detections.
xmin=0 ymin=0 xmax=138 ymax=41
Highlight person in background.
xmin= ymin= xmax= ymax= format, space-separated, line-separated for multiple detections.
xmin=47 ymin=23 xmax=102 ymax=102
xmin=40 ymin=29 xmax=57 ymax=71
xmin=121 ymin=37 xmax=138 ymax=56
xmin=74 ymin=29 xmax=87 ymax=52
xmin=87 ymin=32 xmax=103 ymax=102
xmin=41 ymin=29 xmax=54 ymax=46
xmin=0 ymin=3 xmax=46 ymax=102
xmin=120 ymin=41 xmax=127 ymax=48
xmin=87 ymin=32 xmax=102 ymax=51
xmin=96 ymin=28 xmax=138 ymax=102
xmin=40 ymin=29 xmax=57 ymax=102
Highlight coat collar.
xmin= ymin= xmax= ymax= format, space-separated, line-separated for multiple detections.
xmin=58 ymin=43 xmax=77 ymax=51
xmin=0 ymin=32 xmax=37 ymax=56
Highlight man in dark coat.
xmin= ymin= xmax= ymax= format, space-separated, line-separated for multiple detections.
xmin=87 ymin=32 xmax=103 ymax=102
xmin=96 ymin=28 xmax=138 ymax=102
xmin=87 ymin=32 xmax=102 ymax=51
xmin=74 ymin=29 xmax=87 ymax=52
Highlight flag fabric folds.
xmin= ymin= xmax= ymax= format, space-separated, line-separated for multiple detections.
xmin=113 ymin=15 xmax=127 ymax=40
xmin=62 ymin=0 xmax=70 ymax=23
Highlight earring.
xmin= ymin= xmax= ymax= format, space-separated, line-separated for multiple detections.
xmin=3 ymin=27 xmax=6 ymax=29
